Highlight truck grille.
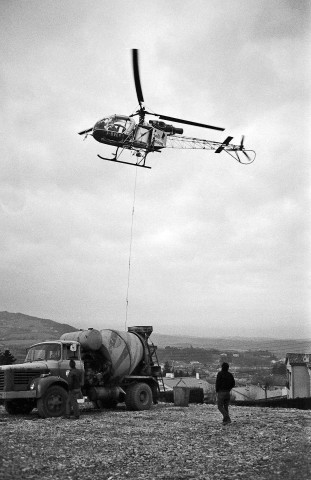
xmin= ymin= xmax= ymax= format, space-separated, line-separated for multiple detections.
xmin=0 ymin=370 xmax=46 ymax=392
xmin=13 ymin=370 xmax=42 ymax=387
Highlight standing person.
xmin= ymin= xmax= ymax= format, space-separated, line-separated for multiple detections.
xmin=216 ymin=362 xmax=235 ymax=425
xmin=64 ymin=359 xmax=82 ymax=419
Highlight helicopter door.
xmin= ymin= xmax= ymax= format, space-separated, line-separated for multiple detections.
xmin=134 ymin=125 xmax=151 ymax=146
xmin=151 ymin=129 xmax=167 ymax=149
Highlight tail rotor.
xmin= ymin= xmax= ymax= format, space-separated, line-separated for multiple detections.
xmin=238 ymin=135 xmax=255 ymax=164
xmin=240 ymin=135 xmax=245 ymax=150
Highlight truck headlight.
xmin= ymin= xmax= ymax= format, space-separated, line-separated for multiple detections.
xmin=29 ymin=382 xmax=35 ymax=390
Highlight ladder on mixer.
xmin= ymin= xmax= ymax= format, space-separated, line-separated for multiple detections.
xmin=147 ymin=340 xmax=166 ymax=393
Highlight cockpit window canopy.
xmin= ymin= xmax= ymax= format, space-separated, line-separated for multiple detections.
xmin=94 ymin=115 xmax=135 ymax=135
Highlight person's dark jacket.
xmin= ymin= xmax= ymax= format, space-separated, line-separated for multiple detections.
xmin=67 ymin=368 xmax=82 ymax=391
xmin=215 ymin=370 xmax=235 ymax=392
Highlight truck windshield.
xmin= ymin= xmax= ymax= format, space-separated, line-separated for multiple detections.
xmin=25 ymin=343 xmax=61 ymax=362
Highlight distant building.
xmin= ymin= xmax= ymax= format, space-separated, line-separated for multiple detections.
xmin=286 ymin=353 xmax=311 ymax=399
xmin=232 ymin=385 xmax=286 ymax=401
xmin=161 ymin=377 xmax=215 ymax=402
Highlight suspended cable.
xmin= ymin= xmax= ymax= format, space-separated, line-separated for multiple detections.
xmin=125 ymin=166 xmax=139 ymax=331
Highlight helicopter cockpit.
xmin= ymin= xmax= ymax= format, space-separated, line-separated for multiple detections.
xmin=92 ymin=115 xmax=136 ymax=145
xmin=94 ymin=115 xmax=135 ymax=134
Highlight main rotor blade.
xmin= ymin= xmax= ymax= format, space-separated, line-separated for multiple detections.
xmin=78 ymin=127 xmax=93 ymax=135
xmin=157 ymin=114 xmax=224 ymax=131
xmin=132 ymin=49 xmax=144 ymax=106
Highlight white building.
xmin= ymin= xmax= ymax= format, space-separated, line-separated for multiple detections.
xmin=286 ymin=353 xmax=311 ymax=399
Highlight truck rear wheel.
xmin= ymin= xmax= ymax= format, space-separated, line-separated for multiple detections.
xmin=125 ymin=383 xmax=152 ymax=411
xmin=4 ymin=400 xmax=34 ymax=415
xmin=37 ymin=385 xmax=68 ymax=418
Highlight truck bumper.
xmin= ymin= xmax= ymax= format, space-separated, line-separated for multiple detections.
xmin=0 ymin=391 xmax=37 ymax=400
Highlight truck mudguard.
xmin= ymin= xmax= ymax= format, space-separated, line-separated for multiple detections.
xmin=30 ymin=375 xmax=68 ymax=399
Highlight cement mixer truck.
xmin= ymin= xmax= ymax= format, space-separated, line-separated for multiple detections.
xmin=0 ymin=326 xmax=161 ymax=418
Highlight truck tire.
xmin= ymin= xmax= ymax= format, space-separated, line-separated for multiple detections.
xmin=4 ymin=400 xmax=34 ymax=415
xmin=37 ymin=385 xmax=68 ymax=418
xmin=125 ymin=383 xmax=152 ymax=411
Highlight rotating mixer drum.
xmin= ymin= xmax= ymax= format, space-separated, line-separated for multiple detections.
xmin=99 ymin=329 xmax=144 ymax=379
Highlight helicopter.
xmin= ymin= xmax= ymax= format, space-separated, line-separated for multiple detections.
xmin=78 ymin=49 xmax=256 ymax=169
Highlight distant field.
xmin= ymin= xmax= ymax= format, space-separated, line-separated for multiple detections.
xmin=1 ymin=311 xmax=310 ymax=361
xmin=152 ymin=333 xmax=311 ymax=357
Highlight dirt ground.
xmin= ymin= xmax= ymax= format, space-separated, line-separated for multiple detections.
xmin=0 ymin=402 xmax=310 ymax=479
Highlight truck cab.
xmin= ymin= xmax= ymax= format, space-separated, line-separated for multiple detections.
xmin=0 ymin=340 xmax=84 ymax=417
xmin=24 ymin=341 xmax=84 ymax=382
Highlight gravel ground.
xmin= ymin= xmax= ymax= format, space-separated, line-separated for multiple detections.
xmin=0 ymin=403 xmax=310 ymax=480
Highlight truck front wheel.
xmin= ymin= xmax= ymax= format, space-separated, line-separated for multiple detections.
xmin=37 ymin=385 xmax=68 ymax=418
xmin=125 ymin=383 xmax=152 ymax=411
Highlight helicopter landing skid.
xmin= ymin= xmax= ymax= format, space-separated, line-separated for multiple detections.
xmin=97 ymin=154 xmax=151 ymax=169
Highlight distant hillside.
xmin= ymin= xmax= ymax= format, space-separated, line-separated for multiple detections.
xmin=0 ymin=311 xmax=77 ymax=360
xmin=1 ymin=311 xmax=310 ymax=361
xmin=151 ymin=333 xmax=311 ymax=358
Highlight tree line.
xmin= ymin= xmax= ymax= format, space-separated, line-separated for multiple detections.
xmin=157 ymin=346 xmax=278 ymax=367
xmin=162 ymin=360 xmax=198 ymax=377
xmin=0 ymin=349 xmax=16 ymax=365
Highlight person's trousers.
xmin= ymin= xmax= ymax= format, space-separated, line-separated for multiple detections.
xmin=217 ymin=391 xmax=231 ymax=421
xmin=65 ymin=389 xmax=80 ymax=418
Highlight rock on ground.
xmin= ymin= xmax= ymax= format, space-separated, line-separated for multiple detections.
xmin=0 ymin=403 xmax=310 ymax=479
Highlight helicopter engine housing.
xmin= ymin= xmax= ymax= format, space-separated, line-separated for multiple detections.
xmin=149 ymin=120 xmax=183 ymax=135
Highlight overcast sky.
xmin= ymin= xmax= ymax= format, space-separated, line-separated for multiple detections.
xmin=1 ymin=0 xmax=310 ymax=339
